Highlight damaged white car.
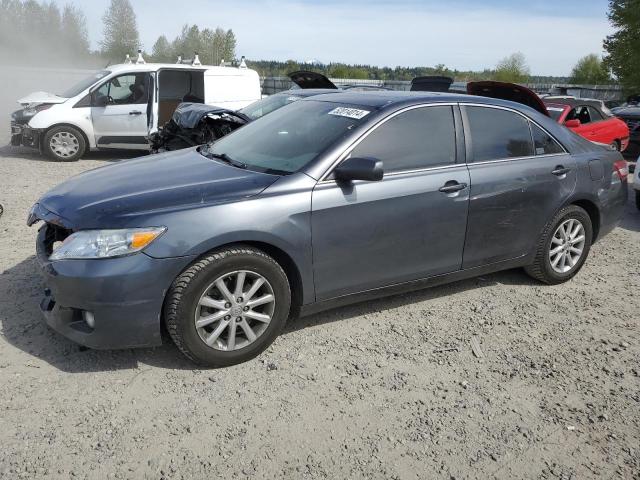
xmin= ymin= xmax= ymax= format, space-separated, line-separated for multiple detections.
xmin=10 ymin=54 xmax=261 ymax=161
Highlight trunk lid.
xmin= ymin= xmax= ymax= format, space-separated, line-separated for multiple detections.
xmin=288 ymin=71 xmax=338 ymax=90
xmin=467 ymin=81 xmax=549 ymax=116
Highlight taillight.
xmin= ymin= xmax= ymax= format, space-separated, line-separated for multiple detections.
xmin=613 ymin=160 xmax=628 ymax=181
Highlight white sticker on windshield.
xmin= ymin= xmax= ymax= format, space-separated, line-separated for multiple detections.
xmin=328 ymin=107 xmax=370 ymax=119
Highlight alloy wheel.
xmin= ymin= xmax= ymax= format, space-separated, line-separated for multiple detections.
xmin=548 ymin=218 xmax=586 ymax=274
xmin=194 ymin=270 xmax=276 ymax=351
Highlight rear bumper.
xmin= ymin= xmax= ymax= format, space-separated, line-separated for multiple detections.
xmin=36 ymin=226 xmax=195 ymax=349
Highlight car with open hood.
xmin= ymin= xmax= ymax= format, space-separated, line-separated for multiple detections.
xmin=10 ymin=55 xmax=261 ymax=161
xmin=30 ymin=90 xmax=627 ymax=367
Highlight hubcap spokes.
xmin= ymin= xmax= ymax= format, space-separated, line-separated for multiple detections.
xmin=549 ymin=219 xmax=585 ymax=274
xmin=50 ymin=132 xmax=79 ymax=158
xmin=195 ymin=270 xmax=275 ymax=351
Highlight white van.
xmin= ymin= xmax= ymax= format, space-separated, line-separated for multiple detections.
xmin=10 ymin=61 xmax=261 ymax=161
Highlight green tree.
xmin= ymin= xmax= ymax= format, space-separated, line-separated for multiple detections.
xmin=603 ymin=0 xmax=640 ymax=93
xmin=151 ymin=35 xmax=172 ymax=62
xmin=223 ymin=29 xmax=237 ymax=63
xmin=100 ymin=0 xmax=140 ymax=61
xmin=569 ymin=54 xmax=611 ymax=84
xmin=493 ymin=52 xmax=530 ymax=83
xmin=61 ymin=4 xmax=89 ymax=56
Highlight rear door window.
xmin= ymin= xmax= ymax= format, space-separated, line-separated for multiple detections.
xmin=531 ymin=124 xmax=564 ymax=155
xmin=465 ymin=106 xmax=534 ymax=162
xmin=349 ymin=105 xmax=456 ymax=172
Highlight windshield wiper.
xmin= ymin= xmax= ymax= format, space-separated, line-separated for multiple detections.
xmin=203 ymin=150 xmax=248 ymax=170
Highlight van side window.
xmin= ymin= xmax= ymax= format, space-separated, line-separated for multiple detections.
xmin=465 ymin=106 xmax=534 ymax=162
xmin=531 ymin=124 xmax=564 ymax=155
xmin=96 ymin=73 xmax=149 ymax=105
xmin=349 ymin=106 xmax=456 ymax=173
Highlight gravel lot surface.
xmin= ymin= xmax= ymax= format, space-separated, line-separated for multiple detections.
xmin=0 ymin=146 xmax=639 ymax=480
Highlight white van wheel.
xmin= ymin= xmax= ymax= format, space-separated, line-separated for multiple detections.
xmin=43 ymin=126 xmax=86 ymax=162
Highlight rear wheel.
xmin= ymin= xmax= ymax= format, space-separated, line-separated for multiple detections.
xmin=165 ymin=246 xmax=291 ymax=367
xmin=43 ymin=125 xmax=86 ymax=162
xmin=525 ymin=205 xmax=593 ymax=284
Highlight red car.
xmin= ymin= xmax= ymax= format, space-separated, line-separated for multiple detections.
xmin=543 ymin=97 xmax=629 ymax=152
xmin=465 ymin=82 xmax=630 ymax=152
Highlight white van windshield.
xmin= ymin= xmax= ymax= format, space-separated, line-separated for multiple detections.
xmin=60 ymin=70 xmax=111 ymax=98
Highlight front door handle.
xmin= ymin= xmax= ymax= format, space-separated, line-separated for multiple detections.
xmin=129 ymin=110 xmax=142 ymax=115
xmin=439 ymin=181 xmax=467 ymax=194
xmin=552 ymin=166 xmax=571 ymax=176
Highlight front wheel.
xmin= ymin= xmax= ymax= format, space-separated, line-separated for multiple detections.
xmin=525 ymin=205 xmax=593 ymax=284
xmin=164 ymin=246 xmax=291 ymax=367
xmin=43 ymin=126 xmax=86 ymax=162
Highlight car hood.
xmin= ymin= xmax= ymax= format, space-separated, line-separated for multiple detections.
xmin=17 ymin=91 xmax=67 ymax=106
xmin=467 ymin=81 xmax=549 ymax=116
xmin=33 ymin=148 xmax=280 ymax=229
xmin=288 ymin=71 xmax=338 ymax=90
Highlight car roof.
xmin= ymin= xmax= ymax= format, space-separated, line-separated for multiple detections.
xmin=106 ymin=63 xmax=256 ymax=76
xmin=543 ymin=97 xmax=603 ymax=109
xmin=300 ymin=90 xmax=545 ymax=113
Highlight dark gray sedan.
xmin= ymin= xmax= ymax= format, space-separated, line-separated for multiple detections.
xmin=29 ymin=91 xmax=628 ymax=366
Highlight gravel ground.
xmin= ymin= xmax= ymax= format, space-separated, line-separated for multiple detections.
xmin=0 ymin=145 xmax=639 ymax=480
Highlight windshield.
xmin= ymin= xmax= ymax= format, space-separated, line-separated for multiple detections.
xmin=204 ymin=100 xmax=371 ymax=174
xmin=60 ymin=70 xmax=111 ymax=98
xmin=239 ymin=93 xmax=303 ymax=120
xmin=545 ymin=105 xmax=566 ymax=122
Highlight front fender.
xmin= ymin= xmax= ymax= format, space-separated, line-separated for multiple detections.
xmin=28 ymin=105 xmax=95 ymax=148
xmin=142 ymin=173 xmax=317 ymax=303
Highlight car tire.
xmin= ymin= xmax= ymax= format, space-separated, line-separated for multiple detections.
xmin=43 ymin=125 xmax=86 ymax=162
xmin=164 ymin=245 xmax=291 ymax=367
xmin=636 ymin=191 xmax=640 ymax=211
xmin=525 ymin=205 xmax=593 ymax=285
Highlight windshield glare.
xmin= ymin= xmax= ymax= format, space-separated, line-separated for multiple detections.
xmin=206 ymin=100 xmax=371 ymax=174
xmin=239 ymin=94 xmax=302 ymax=120
xmin=60 ymin=70 xmax=111 ymax=98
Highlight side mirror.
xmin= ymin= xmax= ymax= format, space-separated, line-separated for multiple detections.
xmin=92 ymin=93 xmax=109 ymax=107
xmin=334 ymin=157 xmax=383 ymax=182
xmin=564 ymin=119 xmax=581 ymax=128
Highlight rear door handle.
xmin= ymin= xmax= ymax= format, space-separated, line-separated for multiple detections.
xmin=552 ymin=166 xmax=571 ymax=176
xmin=129 ymin=110 xmax=142 ymax=115
xmin=439 ymin=181 xmax=467 ymax=194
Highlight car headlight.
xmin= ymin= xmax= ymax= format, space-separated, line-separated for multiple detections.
xmin=49 ymin=227 xmax=166 ymax=260
xmin=23 ymin=103 xmax=53 ymax=117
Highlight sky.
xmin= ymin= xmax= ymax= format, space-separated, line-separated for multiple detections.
xmin=81 ymin=0 xmax=613 ymax=76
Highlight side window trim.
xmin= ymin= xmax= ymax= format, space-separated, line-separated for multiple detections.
xmin=459 ymin=103 xmax=568 ymax=164
xmin=319 ymin=103 xmax=460 ymax=182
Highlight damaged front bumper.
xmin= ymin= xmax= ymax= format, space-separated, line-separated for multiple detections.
xmin=10 ymin=121 xmax=41 ymax=149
